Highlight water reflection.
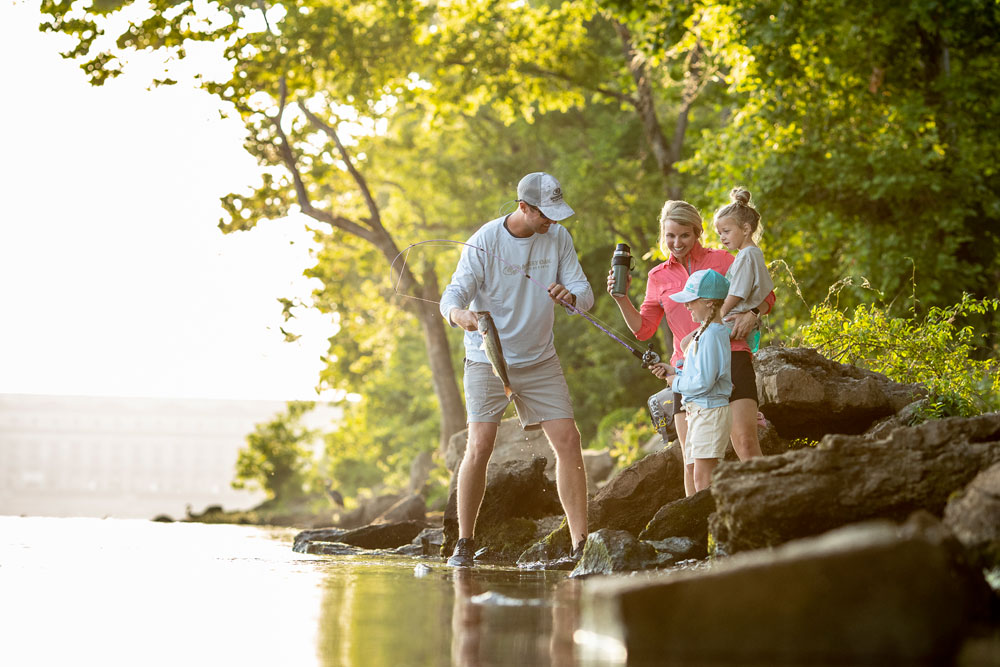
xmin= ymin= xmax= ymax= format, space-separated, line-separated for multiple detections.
xmin=1 ymin=517 xmax=586 ymax=667
xmin=316 ymin=558 xmax=582 ymax=666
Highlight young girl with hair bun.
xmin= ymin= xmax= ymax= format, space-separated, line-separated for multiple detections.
xmin=713 ymin=187 xmax=775 ymax=352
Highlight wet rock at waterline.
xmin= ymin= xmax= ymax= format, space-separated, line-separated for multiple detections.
xmin=294 ymin=520 xmax=427 ymax=553
xmin=755 ymin=346 xmax=924 ymax=440
xmin=578 ymin=515 xmax=993 ymax=665
xmin=568 ymin=529 xmax=659 ymax=578
xmin=709 ymin=412 xmax=1000 ymax=554
xmin=638 ymin=488 xmax=714 ymax=559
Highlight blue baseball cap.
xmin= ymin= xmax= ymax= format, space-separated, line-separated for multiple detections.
xmin=669 ymin=269 xmax=730 ymax=303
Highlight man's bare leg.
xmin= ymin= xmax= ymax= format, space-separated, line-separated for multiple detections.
xmin=455 ymin=421 xmax=498 ymax=539
xmin=541 ymin=418 xmax=588 ymax=550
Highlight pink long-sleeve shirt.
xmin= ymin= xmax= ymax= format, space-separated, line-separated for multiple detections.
xmin=635 ymin=243 xmax=774 ymax=366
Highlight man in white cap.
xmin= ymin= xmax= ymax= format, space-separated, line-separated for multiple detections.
xmin=440 ymin=172 xmax=594 ymax=567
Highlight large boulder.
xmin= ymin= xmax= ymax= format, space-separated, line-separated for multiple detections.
xmin=442 ymin=456 xmax=562 ymax=562
xmin=755 ymin=346 xmax=924 ymax=440
xmin=578 ymin=514 xmax=993 ymax=665
xmin=588 ymin=445 xmax=687 ymax=536
xmin=944 ymin=460 xmax=1000 ymax=568
xmin=445 ymin=419 xmax=553 ymax=475
xmin=709 ymin=412 xmax=1000 ymax=554
xmin=638 ymin=488 xmax=715 ymax=559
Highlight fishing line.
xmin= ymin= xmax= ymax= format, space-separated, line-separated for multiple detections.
xmin=389 ymin=239 xmax=661 ymax=367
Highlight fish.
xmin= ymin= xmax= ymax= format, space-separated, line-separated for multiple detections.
xmin=477 ymin=311 xmax=513 ymax=398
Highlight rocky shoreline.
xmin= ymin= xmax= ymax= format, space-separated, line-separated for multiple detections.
xmin=293 ymin=346 xmax=1000 ymax=663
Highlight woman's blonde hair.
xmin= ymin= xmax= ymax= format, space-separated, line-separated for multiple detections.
xmin=658 ymin=200 xmax=703 ymax=256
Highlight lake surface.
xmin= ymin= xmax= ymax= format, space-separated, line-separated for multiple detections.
xmin=0 ymin=516 xmax=597 ymax=666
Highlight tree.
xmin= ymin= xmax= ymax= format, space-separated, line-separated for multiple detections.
xmin=233 ymin=401 xmax=316 ymax=502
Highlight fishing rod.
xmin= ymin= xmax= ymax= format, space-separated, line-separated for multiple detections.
xmin=389 ymin=239 xmax=661 ymax=369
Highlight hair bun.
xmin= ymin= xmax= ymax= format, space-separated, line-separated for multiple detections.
xmin=730 ymin=187 xmax=751 ymax=206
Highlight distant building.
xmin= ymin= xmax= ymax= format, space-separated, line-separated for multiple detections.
xmin=0 ymin=394 xmax=341 ymax=520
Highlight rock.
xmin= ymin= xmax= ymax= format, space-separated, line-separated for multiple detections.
xmin=588 ymin=445 xmax=687 ymax=537
xmin=408 ymin=450 xmax=435 ymax=495
xmin=639 ymin=488 xmax=715 ymax=559
xmin=578 ymin=515 xmax=993 ymax=665
xmin=374 ymin=494 xmax=426 ymax=524
xmin=569 ymin=529 xmax=658 ymax=578
xmin=294 ymin=521 xmax=426 ymax=552
xmin=442 ymin=456 xmax=562 ymax=561
xmin=392 ymin=526 xmax=444 ymax=557
xmin=336 ymin=492 xmax=405 ymax=529
xmin=517 ymin=446 xmax=687 ymax=566
xmin=445 ymin=418 xmax=554 ymax=475
xmin=709 ymin=412 xmax=1000 ymax=554
xmin=292 ymin=527 xmax=347 ymax=552
xmin=583 ymin=448 xmax=614 ymax=490
xmin=944 ymin=460 xmax=1000 ymax=568
xmin=645 ymin=536 xmax=700 ymax=563
xmin=755 ymin=346 xmax=924 ymax=440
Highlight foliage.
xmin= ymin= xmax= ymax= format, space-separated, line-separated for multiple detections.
xmin=233 ymin=401 xmax=317 ymax=502
xmin=593 ymin=406 xmax=656 ymax=467
xmin=35 ymin=0 xmax=1000 ymax=502
xmin=801 ymin=288 xmax=1000 ymax=419
xmin=688 ymin=0 xmax=1000 ymax=338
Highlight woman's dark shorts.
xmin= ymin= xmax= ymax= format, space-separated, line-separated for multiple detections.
xmin=672 ymin=350 xmax=758 ymax=415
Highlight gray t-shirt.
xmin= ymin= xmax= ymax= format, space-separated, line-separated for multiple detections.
xmin=725 ymin=246 xmax=774 ymax=314
xmin=439 ymin=215 xmax=594 ymax=367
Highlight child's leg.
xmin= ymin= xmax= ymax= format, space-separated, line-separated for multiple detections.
xmin=693 ymin=458 xmax=720 ymax=492
xmin=674 ymin=411 xmax=695 ymax=497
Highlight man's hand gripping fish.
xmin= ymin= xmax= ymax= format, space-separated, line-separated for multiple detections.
xmin=476 ymin=312 xmax=513 ymax=398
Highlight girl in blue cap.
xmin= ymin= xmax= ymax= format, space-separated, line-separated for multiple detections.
xmin=649 ymin=269 xmax=733 ymax=491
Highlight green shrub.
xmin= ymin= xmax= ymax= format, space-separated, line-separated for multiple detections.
xmin=593 ymin=406 xmax=656 ymax=467
xmin=801 ymin=291 xmax=1000 ymax=420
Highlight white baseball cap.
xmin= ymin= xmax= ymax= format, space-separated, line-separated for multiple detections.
xmin=516 ymin=172 xmax=574 ymax=221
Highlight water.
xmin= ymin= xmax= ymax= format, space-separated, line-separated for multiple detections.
xmin=0 ymin=516 xmax=587 ymax=666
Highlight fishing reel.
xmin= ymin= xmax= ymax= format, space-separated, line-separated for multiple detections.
xmin=640 ymin=345 xmax=660 ymax=369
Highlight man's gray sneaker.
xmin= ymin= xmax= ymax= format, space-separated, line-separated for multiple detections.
xmin=447 ymin=537 xmax=476 ymax=567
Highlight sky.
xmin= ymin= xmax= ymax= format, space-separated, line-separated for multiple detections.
xmin=0 ymin=0 xmax=340 ymax=401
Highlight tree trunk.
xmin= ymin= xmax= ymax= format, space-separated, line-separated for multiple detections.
xmin=415 ymin=295 xmax=466 ymax=454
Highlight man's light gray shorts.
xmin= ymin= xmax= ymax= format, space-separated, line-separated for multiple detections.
xmin=464 ymin=353 xmax=573 ymax=430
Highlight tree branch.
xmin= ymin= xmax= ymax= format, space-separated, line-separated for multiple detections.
xmin=271 ymin=77 xmax=374 ymax=241
xmin=298 ymin=102 xmax=384 ymax=235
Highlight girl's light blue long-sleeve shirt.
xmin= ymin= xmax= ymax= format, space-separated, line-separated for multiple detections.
xmin=670 ymin=322 xmax=733 ymax=408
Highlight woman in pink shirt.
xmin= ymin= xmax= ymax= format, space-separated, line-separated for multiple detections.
xmin=607 ymin=200 xmax=774 ymax=495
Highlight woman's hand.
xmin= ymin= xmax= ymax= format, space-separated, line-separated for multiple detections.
xmin=648 ymin=362 xmax=675 ymax=381
xmin=606 ymin=268 xmax=631 ymax=297
xmin=726 ymin=310 xmax=758 ymax=340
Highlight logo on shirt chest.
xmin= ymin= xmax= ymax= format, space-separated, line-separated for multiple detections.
xmin=502 ymin=258 xmax=551 ymax=277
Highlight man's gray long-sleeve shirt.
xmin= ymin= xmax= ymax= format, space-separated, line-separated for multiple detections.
xmin=439 ymin=216 xmax=595 ymax=367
